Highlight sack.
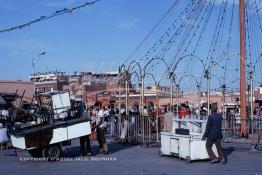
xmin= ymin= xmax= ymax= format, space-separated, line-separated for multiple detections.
xmin=91 ymin=131 xmax=97 ymax=140
xmin=175 ymin=128 xmax=189 ymax=135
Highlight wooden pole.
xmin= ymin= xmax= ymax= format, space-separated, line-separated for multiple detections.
xmin=239 ymin=0 xmax=247 ymax=137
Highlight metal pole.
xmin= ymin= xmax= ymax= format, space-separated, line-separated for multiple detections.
xmin=176 ymin=84 xmax=179 ymax=116
xmin=141 ymin=76 xmax=145 ymax=116
xmin=119 ymin=85 xmax=121 ymax=109
xmin=118 ymin=66 xmax=123 ymax=110
xmin=32 ymin=59 xmax=36 ymax=94
xmin=250 ymin=72 xmax=254 ymax=139
xmin=197 ymin=85 xmax=201 ymax=114
xmin=239 ymin=0 xmax=247 ymax=137
xmin=139 ymin=80 xmax=142 ymax=116
xmin=125 ymin=79 xmax=129 ymax=116
xmin=32 ymin=59 xmax=36 ymax=77
xmin=207 ymin=77 xmax=210 ymax=116
xmin=156 ymin=84 xmax=160 ymax=142
xmin=222 ymin=84 xmax=226 ymax=118
xmin=205 ymin=70 xmax=211 ymax=116
xmin=170 ymin=73 xmax=174 ymax=112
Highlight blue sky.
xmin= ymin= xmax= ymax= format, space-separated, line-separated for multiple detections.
xmin=0 ymin=0 xmax=175 ymax=80
xmin=0 ymin=0 xmax=261 ymax=92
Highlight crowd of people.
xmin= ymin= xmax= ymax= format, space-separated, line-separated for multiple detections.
xmin=78 ymin=104 xmax=118 ymax=156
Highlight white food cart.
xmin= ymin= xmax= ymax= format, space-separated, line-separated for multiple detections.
xmin=160 ymin=116 xmax=218 ymax=163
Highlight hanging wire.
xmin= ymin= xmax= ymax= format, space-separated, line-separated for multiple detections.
xmin=0 ymin=0 xmax=100 ymax=34
xmin=144 ymin=0 xmax=201 ymax=73
xmin=129 ymin=0 xmax=195 ymax=73
xmin=151 ymin=0 xmax=210 ymax=81
xmin=122 ymin=0 xmax=181 ymax=66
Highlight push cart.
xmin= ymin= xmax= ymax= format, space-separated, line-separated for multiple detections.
xmin=160 ymin=116 xmax=218 ymax=163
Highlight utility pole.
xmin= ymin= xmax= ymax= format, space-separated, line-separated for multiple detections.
xmin=239 ymin=0 xmax=247 ymax=137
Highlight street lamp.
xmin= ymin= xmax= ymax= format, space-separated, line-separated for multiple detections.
xmin=32 ymin=52 xmax=46 ymax=76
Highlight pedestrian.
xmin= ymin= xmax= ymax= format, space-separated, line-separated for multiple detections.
xmin=80 ymin=135 xmax=92 ymax=156
xmin=1 ymin=108 xmax=9 ymax=119
xmin=202 ymin=106 xmax=225 ymax=164
xmin=109 ymin=107 xmax=116 ymax=138
xmin=90 ymin=107 xmax=97 ymax=141
xmin=96 ymin=106 xmax=109 ymax=155
xmin=0 ymin=123 xmax=8 ymax=150
xmin=0 ymin=107 xmax=9 ymax=127
xmin=120 ymin=116 xmax=128 ymax=143
xmin=79 ymin=103 xmax=93 ymax=156
xmin=103 ymin=106 xmax=109 ymax=134
xmin=179 ymin=105 xmax=189 ymax=119
xmin=143 ymin=106 xmax=148 ymax=117
xmin=120 ymin=105 xmax=126 ymax=116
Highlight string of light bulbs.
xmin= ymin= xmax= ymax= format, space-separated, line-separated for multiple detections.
xmin=0 ymin=0 xmax=100 ymax=34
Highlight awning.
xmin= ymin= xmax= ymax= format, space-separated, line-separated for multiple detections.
xmin=0 ymin=95 xmax=6 ymax=105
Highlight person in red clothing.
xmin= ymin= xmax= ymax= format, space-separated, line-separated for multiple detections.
xmin=178 ymin=105 xmax=190 ymax=128
xmin=179 ymin=106 xmax=189 ymax=119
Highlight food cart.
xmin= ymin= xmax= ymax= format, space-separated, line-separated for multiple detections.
xmin=160 ymin=115 xmax=218 ymax=163
xmin=9 ymin=91 xmax=91 ymax=159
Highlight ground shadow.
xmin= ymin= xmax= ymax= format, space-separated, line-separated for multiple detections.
xmin=222 ymin=146 xmax=235 ymax=161
xmin=63 ymin=142 xmax=132 ymax=157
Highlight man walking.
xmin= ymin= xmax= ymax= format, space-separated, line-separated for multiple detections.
xmin=96 ymin=106 xmax=109 ymax=155
xmin=202 ymin=106 xmax=225 ymax=164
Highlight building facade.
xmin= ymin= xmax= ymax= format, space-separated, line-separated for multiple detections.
xmin=0 ymin=80 xmax=34 ymax=108
xmin=29 ymin=71 xmax=68 ymax=93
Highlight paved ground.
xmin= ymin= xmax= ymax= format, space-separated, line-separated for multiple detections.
xmin=0 ymin=140 xmax=262 ymax=175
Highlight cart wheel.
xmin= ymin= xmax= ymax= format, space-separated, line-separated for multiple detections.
xmin=41 ymin=147 xmax=48 ymax=158
xmin=185 ymin=156 xmax=191 ymax=163
xmin=159 ymin=150 xmax=163 ymax=157
xmin=47 ymin=145 xmax=61 ymax=160
xmin=28 ymin=148 xmax=42 ymax=158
